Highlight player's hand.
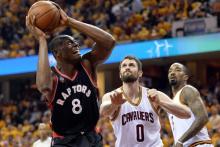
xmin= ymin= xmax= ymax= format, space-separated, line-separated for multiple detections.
xmin=50 ymin=8 xmax=69 ymax=35
xmin=26 ymin=15 xmax=46 ymax=40
xmin=110 ymin=91 xmax=126 ymax=106
xmin=50 ymin=2 xmax=68 ymax=26
xmin=59 ymin=8 xmax=69 ymax=26
xmin=148 ymin=89 xmax=160 ymax=103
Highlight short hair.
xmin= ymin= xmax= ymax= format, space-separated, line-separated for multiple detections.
xmin=176 ymin=28 xmax=184 ymax=37
xmin=48 ymin=35 xmax=75 ymax=57
xmin=119 ymin=55 xmax=142 ymax=71
xmin=181 ymin=64 xmax=190 ymax=77
xmin=171 ymin=62 xmax=191 ymax=78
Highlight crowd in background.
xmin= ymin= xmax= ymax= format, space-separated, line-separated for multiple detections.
xmin=0 ymin=0 xmax=218 ymax=59
xmin=0 ymin=81 xmax=219 ymax=147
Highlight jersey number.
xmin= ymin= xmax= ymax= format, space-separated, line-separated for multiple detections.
xmin=136 ymin=124 xmax=144 ymax=142
xmin=72 ymin=99 xmax=82 ymax=114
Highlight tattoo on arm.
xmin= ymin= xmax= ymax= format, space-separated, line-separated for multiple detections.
xmin=179 ymin=86 xmax=208 ymax=143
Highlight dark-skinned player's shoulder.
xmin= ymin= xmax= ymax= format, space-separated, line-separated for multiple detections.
xmin=182 ymin=85 xmax=199 ymax=94
xmin=180 ymin=85 xmax=200 ymax=104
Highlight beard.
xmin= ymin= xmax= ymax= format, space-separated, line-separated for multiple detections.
xmin=169 ymin=79 xmax=177 ymax=86
xmin=121 ymin=73 xmax=138 ymax=83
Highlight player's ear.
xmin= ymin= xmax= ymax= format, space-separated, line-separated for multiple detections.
xmin=138 ymin=70 xmax=143 ymax=77
xmin=55 ymin=49 xmax=62 ymax=60
xmin=183 ymin=74 xmax=189 ymax=81
xmin=119 ymin=67 xmax=122 ymax=79
xmin=119 ymin=72 xmax=122 ymax=79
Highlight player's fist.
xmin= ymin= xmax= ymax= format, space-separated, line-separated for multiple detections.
xmin=147 ymin=89 xmax=160 ymax=103
xmin=110 ymin=90 xmax=126 ymax=106
xmin=59 ymin=8 xmax=69 ymax=26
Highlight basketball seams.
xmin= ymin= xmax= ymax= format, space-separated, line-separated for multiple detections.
xmin=28 ymin=1 xmax=55 ymax=16
xmin=36 ymin=6 xmax=57 ymax=20
xmin=43 ymin=8 xmax=60 ymax=31
xmin=52 ymin=9 xmax=61 ymax=29
xmin=35 ymin=7 xmax=59 ymax=31
xmin=29 ymin=1 xmax=54 ymax=10
xmin=29 ymin=2 xmax=48 ymax=10
xmin=28 ymin=1 xmax=60 ymax=32
xmin=34 ymin=7 xmax=56 ymax=30
xmin=50 ymin=8 xmax=60 ymax=30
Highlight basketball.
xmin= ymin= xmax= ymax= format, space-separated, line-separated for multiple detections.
xmin=27 ymin=1 xmax=61 ymax=32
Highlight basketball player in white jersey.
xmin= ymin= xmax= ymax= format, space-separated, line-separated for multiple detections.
xmin=100 ymin=56 xmax=191 ymax=147
xmin=168 ymin=63 xmax=213 ymax=147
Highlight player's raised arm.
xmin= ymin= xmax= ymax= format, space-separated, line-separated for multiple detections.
xmin=26 ymin=15 xmax=52 ymax=94
xmin=58 ymin=9 xmax=116 ymax=67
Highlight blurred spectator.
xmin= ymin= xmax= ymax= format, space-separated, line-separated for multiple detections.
xmin=32 ymin=123 xmax=51 ymax=147
xmin=0 ymin=0 xmax=216 ymax=59
xmin=209 ymin=104 xmax=220 ymax=130
xmin=215 ymin=82 xmax=220 ymax=103
xmin=210 ymin=0 xmax=220 ymax=27
xmin=175 ymin=28 xmax=184 ymax=37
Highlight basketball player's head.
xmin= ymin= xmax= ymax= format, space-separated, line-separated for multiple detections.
xmin=49 ymin=35 xmax=81 ymax=63
xmin=119 ymin=56 xmax=143 ymax=83
xmin=168 ymin=63 xmax=189 ymax=86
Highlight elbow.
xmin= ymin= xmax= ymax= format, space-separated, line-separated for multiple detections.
xmin=184 ymin=108 xmax=191 ymax=119
xmin=199 ymin=110 xmax=209 ymax=125
xmin=197 ymin=117 xmax=208 ymax=128
xmin=195 ymin=113 xmax=209 ymax=127
xmin=110 ymin=36 xmax=116 ymax=47
xmin=201 ymin=113 xmax=209 ymax=125
xmin=36 ymin=74 xmax=52 ymax=92
xmin=106 ymin=36 xmax=116 ymax=50
xmin=36 ymin=77 xmax=44 ymax=91
xmin=203 ymin=117 xmax=208 ymax=125
xmin=36 ymin=82 xmax=45 ymax=93
xmin=36 ymin=79 xmax=43 ymax=92
xmin=36 ymin=80 xmax=51 ymax=93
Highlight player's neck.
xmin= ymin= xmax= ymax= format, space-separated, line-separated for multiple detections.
xmin=57 ymin=62 xmax=77 ymax=77
xmin=172 ymin=83 xmax=186 ymax=96
xmin=122 ymin=81 xmax=140 ymax=99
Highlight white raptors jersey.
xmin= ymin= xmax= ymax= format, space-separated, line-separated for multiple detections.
xmin=111 ymin=87 xmax=163 ymax=147
xmin=168 ymin=85 xmax=211 ymax=147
